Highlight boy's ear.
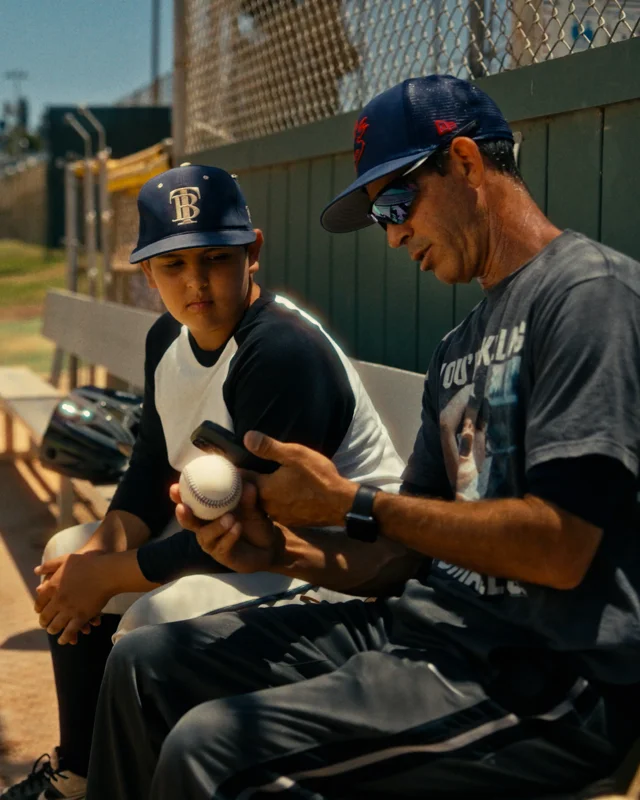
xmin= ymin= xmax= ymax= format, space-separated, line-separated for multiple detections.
xmin=247 ymin=230 xmax=264 ymax=274
xmin=140 ymin=260 xmax=157 ymax=289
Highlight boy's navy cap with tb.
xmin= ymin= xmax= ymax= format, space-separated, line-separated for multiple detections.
xmin=130 ymin=164 xmax=256 ymax=263
xmin=321 ymin=75 xmax=514 ymax=234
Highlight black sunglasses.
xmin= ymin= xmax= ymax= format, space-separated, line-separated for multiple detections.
xmin=368 ymin=120 xmax=479 ymax=229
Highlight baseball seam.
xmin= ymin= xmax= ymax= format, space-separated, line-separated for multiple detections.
xmin=184 ymin=467 xmax=241 ymax=508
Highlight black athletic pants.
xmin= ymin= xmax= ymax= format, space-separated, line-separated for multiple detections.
xmin=86 ymin=599 xmax=630 ymax=800
xmin=48 ymin=615 xmax=119 ymax=777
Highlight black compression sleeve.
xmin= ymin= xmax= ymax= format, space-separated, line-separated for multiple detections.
xmin=137 ymin=530 xmax=230 ymax=583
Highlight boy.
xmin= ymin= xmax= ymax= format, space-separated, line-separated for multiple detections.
xmin=2 ymin=165 xmax=404 ymax=799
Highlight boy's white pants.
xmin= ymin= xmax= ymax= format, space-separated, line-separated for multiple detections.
xmin=43 ymin=520 xmax=348 ymax=644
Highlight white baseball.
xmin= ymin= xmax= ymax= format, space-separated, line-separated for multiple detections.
xmin=179 ymin=454 xmax=242 ymax=521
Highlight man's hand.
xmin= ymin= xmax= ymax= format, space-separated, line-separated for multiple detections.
xmin=243 ymin=431 xmax=358 ymax=528
xmin=170 ymin=482 xmax=283 ymax=573
xmin=34 ymin=553 xmax=112 ymax=645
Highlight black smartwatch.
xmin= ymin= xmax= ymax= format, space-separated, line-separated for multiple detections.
xmin=345 ymin=485 xmax=380 ymax=542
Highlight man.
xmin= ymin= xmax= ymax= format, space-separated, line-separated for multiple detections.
xmin=86 ymin=76 xmax=640 ymax=799
xmin=2 ymin=165 xmax=403 ymax=799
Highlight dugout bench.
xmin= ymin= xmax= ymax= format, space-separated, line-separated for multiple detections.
xmin=0 ymin=288 xmax=424 ymax=527
xmin=0 ymin=290 xmax=162 ymax=527
xmin=0 ymin=288 xmax=638 ymax=798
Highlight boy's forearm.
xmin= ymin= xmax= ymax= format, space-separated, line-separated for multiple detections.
xmin=99 ymin=549 xmax=161 ymax=596
xmin=78 ymin=510 xmax=152 ymax=554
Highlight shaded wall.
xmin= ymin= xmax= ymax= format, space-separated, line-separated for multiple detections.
xmin=43 ymin=106 xmax=172 ymax=249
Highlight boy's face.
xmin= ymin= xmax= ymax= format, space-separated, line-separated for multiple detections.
xmin=142 ymin=233 xmax=262 ymax=349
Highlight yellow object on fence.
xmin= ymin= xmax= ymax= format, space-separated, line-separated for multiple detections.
xmin=70 ymin=140 xmax=171 ymax=310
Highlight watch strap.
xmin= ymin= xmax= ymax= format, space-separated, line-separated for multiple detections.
xmin=345 ymin=484 xmax=380 ymax=542
xmin=350 ymin=484 xmax=380 ymax=518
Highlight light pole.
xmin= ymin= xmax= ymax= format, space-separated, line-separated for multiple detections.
xmin=4 ymin=69 xmax=28 ymax=107
xmin=151 ymin=0 xmax=161 ymax=104
xmin=4 ymin=70 xmax=28 ymax=156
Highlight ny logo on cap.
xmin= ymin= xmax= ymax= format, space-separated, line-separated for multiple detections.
xmin=354 ymin=116 xmax=369 ymax=168
xmin=169 ymin=187 xmax=201 ymax=225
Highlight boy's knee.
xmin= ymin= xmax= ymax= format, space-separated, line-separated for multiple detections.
xmin=42 ymin=522 xmax=100 ymax=562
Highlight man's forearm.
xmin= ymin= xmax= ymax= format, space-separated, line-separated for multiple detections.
xmin=78 ymin=510 xmax=152 ymax=554
xmin=272 ymin=526 xmax=420 ymax=595
xmin=370 ymin=492 xmax=601 ymax=590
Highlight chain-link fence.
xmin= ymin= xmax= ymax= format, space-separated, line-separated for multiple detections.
xmin=0 ymin=156 xmax=47 ymax=245
xmin=182 ymin=0 xmax=640 ymax=153
xmin=116 ymin=73 xmax=173 ymax=107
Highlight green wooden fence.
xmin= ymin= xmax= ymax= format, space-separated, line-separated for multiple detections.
xmin=189 ymin=38 xmax=640 ymax=374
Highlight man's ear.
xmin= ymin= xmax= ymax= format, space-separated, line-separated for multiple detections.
xmin=247 ymin=230 xmax=264 ymax=274
xmin=449 ymin=137 xmax=485 ymax=188
xmin=140 ymin=260 xmax=157 ymax=289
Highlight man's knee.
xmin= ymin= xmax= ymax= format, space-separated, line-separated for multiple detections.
xmin=42 ymin=521 xmax=100 ymax=562
xmin=105 ymin=624 xmax=174 ymax=686
xmin=156 ymin=702 xmax=233 ymax=792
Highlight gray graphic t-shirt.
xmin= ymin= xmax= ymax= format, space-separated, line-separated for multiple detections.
xmin=393 ymin=231 xmax=640 ymax=684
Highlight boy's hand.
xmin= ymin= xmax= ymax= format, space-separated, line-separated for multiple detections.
xmin=34 ymin=553 xmax=111 ymax=645
xmin=243 ymin=431 xmax=358 ymax=528
xmin=170 ymin=482 xmax=283 ymax=574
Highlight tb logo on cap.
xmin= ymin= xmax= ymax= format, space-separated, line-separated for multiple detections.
xmin=169 ymin=187 xmax=201 ymax=225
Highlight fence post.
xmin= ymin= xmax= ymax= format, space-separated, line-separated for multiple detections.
xmin=79 ymin=107 xmax=113 ymax=301
xmin=60 ymin=162 xmax=80 ymax=389
xmin=173 ymin=0 xmax=187 ymax=162
xmin=65 ymin=112 xmax=97 ymax=385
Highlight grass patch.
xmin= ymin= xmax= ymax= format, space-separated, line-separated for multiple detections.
xmin=0 ymin=240 xmax=66 ymax=309
xmin=0 ymin=317 xmax=54 ymax=375
xmin=0 ymin=240 xmax=67 ymax=374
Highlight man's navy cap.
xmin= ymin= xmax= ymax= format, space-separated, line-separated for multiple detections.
xmin=321 ymin=75 xmax=513 ymax=234
xmin=130 ymin=164 xmax=256 ymax=263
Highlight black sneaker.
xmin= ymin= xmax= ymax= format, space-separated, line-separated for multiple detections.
xmin=1 ymin=751 xmax=86 ymax=799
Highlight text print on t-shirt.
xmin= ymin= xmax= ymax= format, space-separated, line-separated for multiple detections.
xmin=434 ymin=320 xmax=528 ymax=598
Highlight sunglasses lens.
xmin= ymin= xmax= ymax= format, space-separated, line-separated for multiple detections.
xmin=371 ymin=184 xmax=418 ymax=227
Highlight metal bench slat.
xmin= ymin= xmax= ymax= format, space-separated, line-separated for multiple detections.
xmin=42 ymin=290 xmax=159 ymax=390
xmin=351 ymin=359 xmax=424 ymax=464
xmin=0 ymin=367 xmax=61 ymax=402
xmin=4 ymin=397 xmax=61 ymax=443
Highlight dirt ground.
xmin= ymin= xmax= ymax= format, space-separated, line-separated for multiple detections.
xmin=0 ymin=420 xmax=96 ymax=790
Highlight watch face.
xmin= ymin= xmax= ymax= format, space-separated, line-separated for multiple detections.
xmin=346 ymin=512 xmax=378 ymax=542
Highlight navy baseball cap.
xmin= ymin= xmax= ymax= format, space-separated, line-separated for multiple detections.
xmin=321 ymin=75 xmax=513 ymax=233
xmin=130 ymin=164 xmax=256 ymax=263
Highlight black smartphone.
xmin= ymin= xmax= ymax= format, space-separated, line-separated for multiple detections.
xmin=190 ymin=420 xmax=278 ymax=473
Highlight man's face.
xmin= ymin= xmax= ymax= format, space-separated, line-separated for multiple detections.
xmin=142 ymin=236 xmax=261 ymax=344
xmin=366 ymin=139 xmax=488 ymax=285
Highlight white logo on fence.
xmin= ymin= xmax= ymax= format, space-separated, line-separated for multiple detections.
xmin=169 ymin=187 xmax=201 ymax=225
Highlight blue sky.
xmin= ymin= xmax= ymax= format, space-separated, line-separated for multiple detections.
xmin=0 ymin=0 xmax=173 ymax=129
